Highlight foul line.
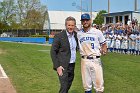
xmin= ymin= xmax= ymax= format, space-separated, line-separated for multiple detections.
xmin=0 ymin=64 xmax=8 ymax=78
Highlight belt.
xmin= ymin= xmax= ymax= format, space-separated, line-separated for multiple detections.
xmin=81 ymin=56 xmax=100 ymax=59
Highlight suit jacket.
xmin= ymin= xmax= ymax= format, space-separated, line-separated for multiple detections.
xmin=51 ymin=30 xmax=78 ymax=70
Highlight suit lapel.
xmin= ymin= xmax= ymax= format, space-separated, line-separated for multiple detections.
xmin=61 ymin=31 xmax=70 ymax=47
xmin=73 ymin=32 xmax=79 ymax=51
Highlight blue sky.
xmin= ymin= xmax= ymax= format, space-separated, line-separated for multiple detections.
xmin=41 ymin=0 xmax=140 ymax=13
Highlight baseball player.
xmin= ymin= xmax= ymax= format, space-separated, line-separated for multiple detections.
xmin=128 ymin=34 xmax=132 ymax=54
xmin=109 ymin=33 xmax=116 ymax=52
xmin=121 ymin=33 xmax=128 ymax=54
xmin=115 ymin=33 xmax=122 ymax=53
xmin=135 ymin=33 xmax=140 ymax=55
xmin=105 ymin=33 xmax=111 ymax=52
xmin=138 ymin=34 xmax=140 ymax=55
xmin=129 ymin=32 xmax=137 ymax=55
xmin=77 ymin=13 xmax=107 ymax=93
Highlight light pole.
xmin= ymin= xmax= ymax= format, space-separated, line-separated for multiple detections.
xmin=81 ymin=0 xmax=82 ymax=15
xmin=108 ymin=0 xmax=110 ymax=14
xmin=135 ymin=0 xmax=137 ymax=11
xmin=90 ymin=0 xmax=92 ymax=21
xmin=81 ymin=0 xmax=92 ymax=20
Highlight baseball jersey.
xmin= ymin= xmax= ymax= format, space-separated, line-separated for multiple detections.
xmin=110 ymin=34 xmax=116 ymax=48
xmin=129 ymin=33 xmax=136 ymax=49
xmin=115 ymin=34 xmax=122 ymax=49
xmin=106 ymin=34 xmax=111 ymax=48
xmin=135 ymin=35 xmax=140 ymax=50
xmin=77 ymin=28 xmax=106 ymax=56
xmin=138 ymin=35 xmax=140 ymax=50
xmin=121 ymin=35 xmax=128 ymax=49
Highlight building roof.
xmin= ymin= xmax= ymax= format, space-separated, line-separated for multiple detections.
xmin=44 ymin=11 xmax=98 ymax=30
xmin=103 ymin=11 xmax=140 ymax=17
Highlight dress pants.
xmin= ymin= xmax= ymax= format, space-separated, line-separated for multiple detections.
xmin=58 ymin=63 xmax=75 ymax=93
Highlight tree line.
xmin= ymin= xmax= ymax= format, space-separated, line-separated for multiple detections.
xmin=0 ymin=0 xmax=48 ymax=30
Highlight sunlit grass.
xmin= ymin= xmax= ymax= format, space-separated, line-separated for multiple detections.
xmin=0 ymin=42 xmax=140 ymax=93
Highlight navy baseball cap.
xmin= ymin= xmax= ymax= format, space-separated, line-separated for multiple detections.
xmin=81 ymin=13 xmax=91 ymax=21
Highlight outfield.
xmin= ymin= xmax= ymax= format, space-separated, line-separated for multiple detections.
xmin=0 ymin=42 xmax=140 ymax=93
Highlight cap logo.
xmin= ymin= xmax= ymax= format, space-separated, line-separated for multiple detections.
xmin=81 ymin=13 xmax=90 ymax=21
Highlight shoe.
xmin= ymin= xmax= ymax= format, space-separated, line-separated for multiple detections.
xmin=85 ymin=90 xmax=92 ymax=93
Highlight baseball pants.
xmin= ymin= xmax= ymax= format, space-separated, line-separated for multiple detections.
xmin=81 ymin=57 xmax=104 ymax=93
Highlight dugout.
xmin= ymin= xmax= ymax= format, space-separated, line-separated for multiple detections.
xmin=103 ymin=11 xmax=140 ymax=25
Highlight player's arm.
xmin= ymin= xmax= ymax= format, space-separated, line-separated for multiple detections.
xmin=129 ymin=35 xmax=133 ymax=41
xmin=98 ymin=30 xmax=107 ymax=55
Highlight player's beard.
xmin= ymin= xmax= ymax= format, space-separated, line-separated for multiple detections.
xmin=83 ymin=23 xmax=91 ymax=29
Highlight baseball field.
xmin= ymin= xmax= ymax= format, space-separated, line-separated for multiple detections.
xmin=0 ymin=41 xmax=140 ymax=93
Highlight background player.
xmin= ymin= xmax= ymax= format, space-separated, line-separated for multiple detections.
xmin=135 ymin=33 xmax=140 ymax=55
xmin=129 ymin=32 xmax=137 ymax=55
xmin=77 ymin=13 xmax=107 ymax=93
xmin=121 ymin=33 xmax=128 ymax=54
xmin=115 ymin=33 xmax=122 ymax=53
xmin=105 ymin=33 xmax=111 ymax=52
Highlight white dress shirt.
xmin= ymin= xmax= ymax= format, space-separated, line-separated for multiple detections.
xmin=66 ymin=31 xmax=77 ymax=63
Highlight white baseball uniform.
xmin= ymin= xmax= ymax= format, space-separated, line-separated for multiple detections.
xmin=106 ymin=34 xmax=111 ymax=49
xmin=135 ymin=35 xmax=140 ymax=52
xmin=115 ymin=34 xmax=121 ymax=49
xmin=121 ymin=35 xmax=128 ymax=49
xmin=129 ymin=33 xmax=136 ymax=50
xmin=77 ymin=27 xmax=106 ymax=92
xmin=110 ymin=34 xmax=116 ymax=48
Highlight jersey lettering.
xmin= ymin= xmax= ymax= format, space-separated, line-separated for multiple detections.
xmin=80 ymin=37 xmax=95 ymax=43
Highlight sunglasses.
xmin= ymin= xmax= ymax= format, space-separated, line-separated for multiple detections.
xmin=81 ymin=19 xmax=90 ymax=22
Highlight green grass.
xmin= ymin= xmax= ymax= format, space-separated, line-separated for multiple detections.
xmin=0 ymin=42 xmax=140 ymax=93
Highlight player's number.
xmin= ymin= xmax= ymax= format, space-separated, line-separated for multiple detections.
xmin=91 ymin=43 xmax=94 ymax=49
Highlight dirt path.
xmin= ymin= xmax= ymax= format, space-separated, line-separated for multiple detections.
xmin=0 ymin=65 xmax=16 ymax=93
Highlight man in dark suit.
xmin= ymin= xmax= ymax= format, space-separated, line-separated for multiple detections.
xmin=51 ymin=16 xmax=78 ymax=93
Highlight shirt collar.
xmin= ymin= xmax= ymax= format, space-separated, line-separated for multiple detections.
xmin=66 ymin=31 xmax=74 ymax=37
xmin=82 ymin=27 xmax=92 ymax=33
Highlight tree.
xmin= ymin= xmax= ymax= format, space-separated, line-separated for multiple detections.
xmin=0 ymin=0 xmax=17 ymax=26
xmin=17 ymin=0 xmax=47 ymax=29
xmin=24 ymin=9 xmax=47 ymax=29
xmin=0 ymin=22 xmax=10 ymax=29
xmin=0 ymin=0 xmax=48 ymax=29
xmin=93 ymin=10 xmax=107 ymax=25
